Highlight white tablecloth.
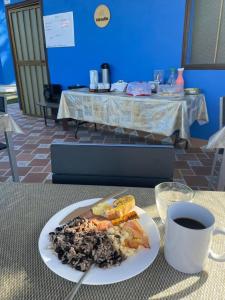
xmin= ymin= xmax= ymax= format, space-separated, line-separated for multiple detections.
xmin=57 ymin=89 xmax=208 ymax=140
xmin=0 ymin=113 xmax=23 ymax=133
xmin=0 ymin=84 xmax=17 ymax=93
xmin=205 ymin=126 xmax=225 ymax=149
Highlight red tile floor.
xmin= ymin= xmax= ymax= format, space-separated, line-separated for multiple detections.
xmin=0 ymin=103 xmax=220 ymax=190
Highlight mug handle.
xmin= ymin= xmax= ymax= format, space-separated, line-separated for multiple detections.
xmin=209 ymin=227 xmax=225 ymax=262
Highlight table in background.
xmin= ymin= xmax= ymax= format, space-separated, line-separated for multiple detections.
xmin=0 ymin=114 xmax=23 ymax=181
xmin=0 ymin=84 xmax=17 ymax=103
xmin=57 ymin=89 xmax=208 ymax=140
xmin=0 ymin=183 xmax=224 ymax=300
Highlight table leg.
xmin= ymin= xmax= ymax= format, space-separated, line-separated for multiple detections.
xmin=4 ymin=132 xmax=19 ymax=182
xmin=217 ymin=151 xmax=225 ymax=191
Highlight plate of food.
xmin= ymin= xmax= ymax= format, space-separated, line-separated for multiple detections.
xmin=38 ymin=195 xmax=160 ymax=285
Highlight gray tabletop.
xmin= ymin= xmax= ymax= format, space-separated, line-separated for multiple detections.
xmin=0 ymin=183 xmax=224 ymax=300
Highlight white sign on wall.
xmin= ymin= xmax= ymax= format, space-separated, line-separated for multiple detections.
xmin=43 ymin=12 xmax=75 ymax=48
xmin=4 ymin=0 xmax=10 ymax=5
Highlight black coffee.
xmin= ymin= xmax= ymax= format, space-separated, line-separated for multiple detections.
xmin=174 ymin=217 xmax=206 ymax=230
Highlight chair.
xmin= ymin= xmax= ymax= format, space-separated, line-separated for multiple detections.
xmin=38 ymin=84 xmax=62 ymax=126
xmin=51 ymin=143 xmax=175 ymax=187
xmin=210 ymin=97 xmax=225 ymax=190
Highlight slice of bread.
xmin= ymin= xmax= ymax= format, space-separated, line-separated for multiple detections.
xmin=92 ymin=202 xmax=112 ymax=216
xmin=106 ymin=195 xmax=136 ymax=220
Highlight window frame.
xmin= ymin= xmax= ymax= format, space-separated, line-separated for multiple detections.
xmin=182 ymin=0 xmax=225 ymax=70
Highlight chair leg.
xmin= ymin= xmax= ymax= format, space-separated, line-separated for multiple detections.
xmin=174 ymin=133 xmax=188 ymax=149
xmin=173 ymin=130 xmax=180 ymax=147
xmin=43 ymin=107 xmax=47 ymax=126
xmin=211 ymin=149 xmax=219 ymax=177
xmin=74 ymin=120 xmax=79 ymax=139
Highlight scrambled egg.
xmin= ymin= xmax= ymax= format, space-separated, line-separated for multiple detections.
xmin=107 ymin=226 xmax=136 ymax=257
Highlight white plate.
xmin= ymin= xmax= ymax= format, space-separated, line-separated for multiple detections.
xmin=38 ymin=198 xmax=160 ymax=285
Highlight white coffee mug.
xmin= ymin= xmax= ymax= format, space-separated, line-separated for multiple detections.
xmin=164 ymin=201 xmax=225 ymax=274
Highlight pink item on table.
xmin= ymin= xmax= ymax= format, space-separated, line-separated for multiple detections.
xmin=176 ymin=68 xmax=184 ymax=86
xmin=176 ymin=68 xmax=184 ymax=93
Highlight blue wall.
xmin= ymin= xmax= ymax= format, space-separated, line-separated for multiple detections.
xmin=0 ymin=0 xmax=15 ymax=84
xmin=44 ymin=0 xmax=185 ymax=87
xmin=6 ymin=0 xmax=225 ymax=138
xmin=43 ymin=0 xmax=225 ymax=139
xmin=0 ymin=55 xmax=3 ymax=82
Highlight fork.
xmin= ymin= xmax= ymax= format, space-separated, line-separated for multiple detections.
xmin=64 ymin=265 xmax=94 ymax=300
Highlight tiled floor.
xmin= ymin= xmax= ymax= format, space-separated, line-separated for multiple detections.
xmin=0 ymin=103 xmax=219 ymax=190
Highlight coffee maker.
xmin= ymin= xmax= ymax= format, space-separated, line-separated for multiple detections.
xmin=100 ymin=63 xmax=110 ymax=92
xmin=89 ymin=63 xmax=111 ymax=92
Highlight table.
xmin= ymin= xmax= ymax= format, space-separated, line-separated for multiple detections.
xmin=57 ymin=89 xmax=208 ymax=140
xmin=0 ymin=84 xmax=18 ymax=103
xmin=0 ymin=84 xmax=17 ymax=93
xmin=0 ymin=183 xmax=224 ymax=300
xmin=0 ymin=114 xmax=23 ymax=182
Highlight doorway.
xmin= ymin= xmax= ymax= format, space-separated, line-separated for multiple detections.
xmin=6 ymin=0 xmax=49 ymax=116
